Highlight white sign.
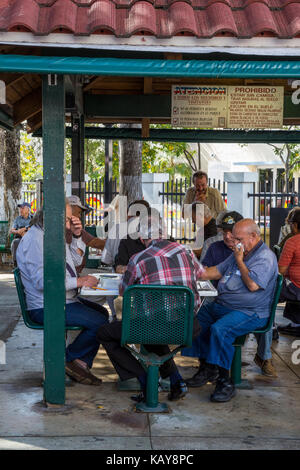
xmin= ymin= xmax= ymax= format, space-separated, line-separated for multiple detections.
xmin=171 ymin=85 xmax=284 ymax=129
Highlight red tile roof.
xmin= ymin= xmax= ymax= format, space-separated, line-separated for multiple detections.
xmin=0 ymin=0 xmax=299 ymax=39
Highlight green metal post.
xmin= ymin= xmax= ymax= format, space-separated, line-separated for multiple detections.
xmin=42 ymin=74 xmax=66 ymax=405
xmin=71 ymin=114 xmax=85 ymax=204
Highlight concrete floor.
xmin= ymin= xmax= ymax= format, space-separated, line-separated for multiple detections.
xmin=0 ymin=269 xmax=300 ymax=450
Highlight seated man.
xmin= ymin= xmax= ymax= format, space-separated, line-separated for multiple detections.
xmin=185 ymin=211 xmax=278 ymax=378
xmin=186 ymin=219 xmax=278 ymax=403
xmin=11 ymin=202 xmax=32 ymax=265
xmin=66 ymin=195 xmax=106 ymax=274
xmin=278 ymin=210 xmax=300 ymax=337
xmin=187 ymin=201 xmax=217 ymax=259
xmin=114 ymin=200 xmax=150 ymax=274
xmin=97 ymin=209 xmax=204 ymax=403
xmin=16 ymin=203 xmax=109 ymax=385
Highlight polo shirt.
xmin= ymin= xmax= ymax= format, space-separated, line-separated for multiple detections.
xmin=12 ymin=215 xmax=32 ymax=230
xmin=182 ymin=186 xmax=225 ymax=219
xmin=279 ymin=233 xmax=300 ymax=288
xmin=216 ymin=241 xmax=278 ymax=318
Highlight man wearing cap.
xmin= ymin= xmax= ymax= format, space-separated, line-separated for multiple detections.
xmin=66 ymin=195 xmax=106 ymax=274
xmin=11 ymin=202 xmax=32 ymax=238
xmin=11 ymin=202 xmax=33 ymax=265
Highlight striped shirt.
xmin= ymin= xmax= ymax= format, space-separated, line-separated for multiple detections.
xmin=120 ymin=239 xmax=204 ymax=313
xmin=279 ymin=233 xmax=300 ymax=288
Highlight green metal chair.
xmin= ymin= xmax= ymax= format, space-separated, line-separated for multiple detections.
xmin=121 ymin=284 xmax=194 ymax=413
xmin=0 ymin=221 xmax=11 ymax=254
xmin=273 ymin=244 xmax=282 ymax=261
xmin=84 ymin=225 xmax=99 ymax=269
xmin=14 ymin=267 xmax=81 ymax=332
xmin=231 ymin=274 xmax=283 ymax=388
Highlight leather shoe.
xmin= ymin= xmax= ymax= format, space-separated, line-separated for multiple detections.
xmin=185 ymin=365 xmax=219 ymax=388
xmin=210 ymin=377 xmax=236 ymax=403
xmin=277 ymin=324 xmax=300 ymax=337
xmin=65 ymin=361 xmax=102 ymax=386
xmin=168 ymin=381 xmax=188 ymax=401
xmin=130 ymin=392 xmax=145 ymax=403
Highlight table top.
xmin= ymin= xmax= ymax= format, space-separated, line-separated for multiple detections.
xmin=80 ymin=273 xmax=217 ymax=298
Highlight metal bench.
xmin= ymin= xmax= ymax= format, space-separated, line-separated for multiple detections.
xmin=231 ymin=274 xmax=283 ymax=388
xmin=121 ymin=284 xmax=194 ymax=413
xmin=14 ymin=267 xmax=82 ymax=332
xmin=0 ymin=221 xmax=11 ymax=255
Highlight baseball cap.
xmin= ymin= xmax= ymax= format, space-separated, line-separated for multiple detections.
xmin=17 ymin=202 xmax=31 ymax=209
xmin=217 ymin=211 xmax=243 ymax=230
xmin=67 ymin=195 xmax=92 ymax=213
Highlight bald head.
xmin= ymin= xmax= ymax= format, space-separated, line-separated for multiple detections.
xmin=232 ymin=218 xmax=261 ymax=255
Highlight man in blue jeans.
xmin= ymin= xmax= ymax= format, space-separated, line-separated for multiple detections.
xmin=187 ymin=218 xmax=278 ymax=402
xmin=16 ymin=203 xmax=109 ymax=385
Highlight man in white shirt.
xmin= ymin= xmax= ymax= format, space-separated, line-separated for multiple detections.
xmin=16 ymin=203 xmax=109 ymax=386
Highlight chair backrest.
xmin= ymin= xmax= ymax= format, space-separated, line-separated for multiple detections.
xmin=272 ymin=245 xmax=282 ymax=261
xmin=13 ymin=267 xmax=43 ymax=329
xmin=254 ymin=274 xmax=283 ymax=334
xmin=121 ymin=285 xmax=195 ymax=348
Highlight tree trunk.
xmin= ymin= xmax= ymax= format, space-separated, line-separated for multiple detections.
xmin=119 ymin=124 xmax=143 ymax=205
xmin=0 ymin=127 xmax=22 ymax=228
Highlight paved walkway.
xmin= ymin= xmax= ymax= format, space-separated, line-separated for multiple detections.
xmin=0 ymin=269 xmax=300 ymax=450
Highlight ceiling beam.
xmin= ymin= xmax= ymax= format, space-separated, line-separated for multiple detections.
xmin=13 ymin=87 xmax=42 ymax=125
xmin=32 ymin=128 xmax=300 ymax=143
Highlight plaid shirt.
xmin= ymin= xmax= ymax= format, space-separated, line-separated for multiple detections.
xmin=120 ymin=239 xmax=203 ymax=313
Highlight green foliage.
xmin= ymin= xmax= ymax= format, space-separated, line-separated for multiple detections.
xmin=20 ymin=131 xmax=43 ymax=182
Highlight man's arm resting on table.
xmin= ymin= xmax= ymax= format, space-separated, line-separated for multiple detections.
xmin=200 ymin=266 xmax=222 ymax=281
xmin=87 ymin=238 xmax=106 ymax=250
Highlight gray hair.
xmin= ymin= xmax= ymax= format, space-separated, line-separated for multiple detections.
xmin=29 ymin=210 xmax=44 ymax=229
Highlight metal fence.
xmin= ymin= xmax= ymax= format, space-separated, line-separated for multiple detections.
xmin=85 ymin=178 xmax=118 ymax=226
xmin=249 ymin=177 xmax=300 ymax=244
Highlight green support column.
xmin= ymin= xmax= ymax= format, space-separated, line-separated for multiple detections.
xmin=42 ymin=74 xmax=66 ymax=405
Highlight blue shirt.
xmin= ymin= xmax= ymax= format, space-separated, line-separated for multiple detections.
xmin=202 ymin=240 xmax=233 ymax=287
xmin=216 ymin=241 xmax=278 ymax=318
xmin=16 ymin=225 xmax=83 ymax=310
xmin=12 ymin=215 xmax=32 ymax=230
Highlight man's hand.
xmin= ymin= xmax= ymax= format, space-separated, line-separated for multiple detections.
xmin=194 ymin=190 xmax=206 ymax=202
xmin=18 ymin=227 xmax=27 ymax=237
xmin=77 ymin=275 xmax=98 ymax=288
xmin=115 ymin=265 xmax=127 ymax=274
xmin=233 ymin=243 xmax=244 ymax=263
xmin=70 ymin=216 xmax=82 ymax=237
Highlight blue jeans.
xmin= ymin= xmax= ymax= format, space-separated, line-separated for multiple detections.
xmin=182 ymin=302 xmax=268 ymax=370
xmin=29 ymin=299 xmax=109 ymax=368
xmin=255 ymin=329 xmax=273 ymax=360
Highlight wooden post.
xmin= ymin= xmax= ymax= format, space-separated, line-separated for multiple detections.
xmin=42 ymin=74 xmax=66 ymax=405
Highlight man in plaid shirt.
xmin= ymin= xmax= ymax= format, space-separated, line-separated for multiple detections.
xmin=97 ymin=209 xmax=204 ymax=403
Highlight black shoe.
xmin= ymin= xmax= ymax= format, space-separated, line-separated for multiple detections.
xmin=210 ymin=377 xmax=236 ymax=403
xmin=185 ymin=366 xmax=219 ymax=388
xmin=167 ymin=381 xmax=188 ymax=401
xmin=272 ymin=327 xmax=279 ymax=341
xmin=277 ymin=324 xmax=300 ymax=337
xmin=130 ymin=392 xmax=145 ymax=403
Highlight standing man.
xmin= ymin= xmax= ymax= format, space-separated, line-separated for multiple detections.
xmin=182 ymin=171 xmax=225 ymax=220
xmin=184 ymin=219 xmax=278 ymax=402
